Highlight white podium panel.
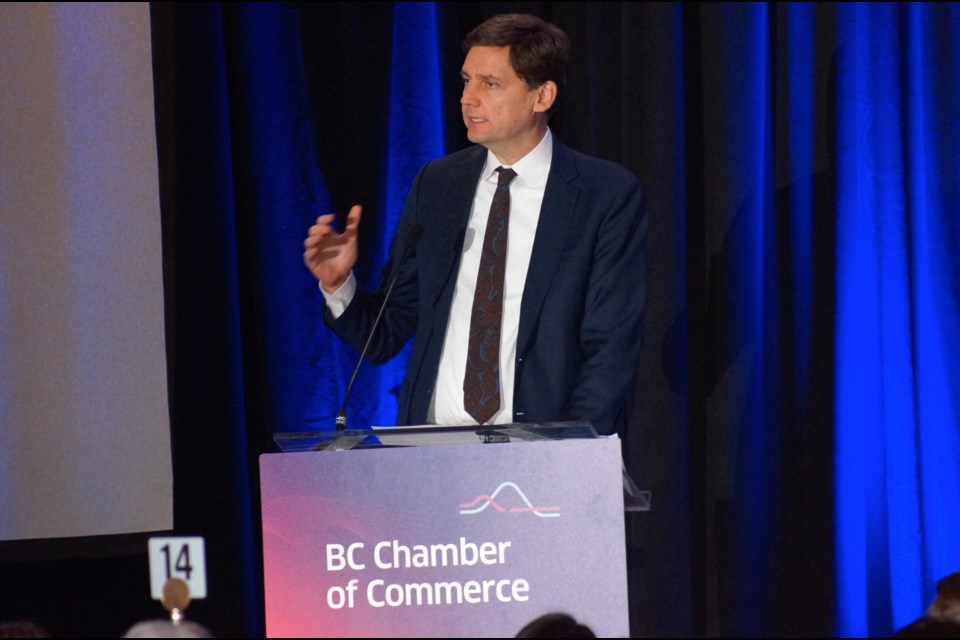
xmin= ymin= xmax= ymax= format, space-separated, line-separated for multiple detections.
xmin=260 ymin=436 xmax=628 ymax=637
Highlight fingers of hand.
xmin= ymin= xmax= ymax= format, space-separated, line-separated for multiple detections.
xmin=303 ymin=209 xmax=358 ymax=269
xmin=344 ymin=205 xmax=363 ymax=232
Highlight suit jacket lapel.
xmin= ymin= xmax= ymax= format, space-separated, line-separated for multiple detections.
xmin=517 ymin=142 xmax=580 ymax=356
xmin=428 ymin=147 xmax=486 ymax=312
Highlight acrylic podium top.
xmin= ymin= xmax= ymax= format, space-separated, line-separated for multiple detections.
xmin=272 ymin=420 xmax=599 ymax=453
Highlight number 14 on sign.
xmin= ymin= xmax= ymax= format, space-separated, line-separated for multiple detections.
xmin=148 ymin=537 xmax=207 ymax=600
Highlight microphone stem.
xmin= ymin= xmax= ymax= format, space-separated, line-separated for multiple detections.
xmin=335 ymin=223 xmax=422 ymax=431
xmin=335 ymin=269 xmax=402 ymax=430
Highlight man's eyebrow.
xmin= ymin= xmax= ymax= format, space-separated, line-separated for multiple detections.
xmin=461 ymin=70 xmax=503 ymax=83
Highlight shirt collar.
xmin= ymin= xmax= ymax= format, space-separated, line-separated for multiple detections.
xmin=482 ymin=128 xmax=553 ymax=187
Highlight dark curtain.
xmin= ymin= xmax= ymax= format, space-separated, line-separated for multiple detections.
xmin=4 ymin=2 xmax=957 ymax=638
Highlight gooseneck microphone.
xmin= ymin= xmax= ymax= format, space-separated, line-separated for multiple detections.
xmin=335 ymin=222 xmax=424 ymax=431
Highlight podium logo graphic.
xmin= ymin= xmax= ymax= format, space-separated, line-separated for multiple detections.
xmin=459 ymin=481 xmax=560 ymax=518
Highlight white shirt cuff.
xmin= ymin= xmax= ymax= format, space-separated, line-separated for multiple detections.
xmin=319 ymin=271 xmax=356 ymax=319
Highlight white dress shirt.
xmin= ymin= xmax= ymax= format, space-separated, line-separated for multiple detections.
xmin=430 ymin=130 xmax=552 ymax=425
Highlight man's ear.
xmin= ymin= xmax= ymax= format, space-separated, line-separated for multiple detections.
xmin=533 ymin=80 xmax=558 ymax=113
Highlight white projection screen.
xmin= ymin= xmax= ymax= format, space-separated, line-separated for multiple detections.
xmin=0 ymin=3 xmax=173 ymax=541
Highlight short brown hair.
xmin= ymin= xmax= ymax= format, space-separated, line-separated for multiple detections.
xmin=462 ymin=13 xmax=569 ymax=92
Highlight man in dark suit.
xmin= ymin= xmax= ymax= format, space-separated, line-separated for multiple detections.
xmin=303 ymin=13 xmax=647 ymax=436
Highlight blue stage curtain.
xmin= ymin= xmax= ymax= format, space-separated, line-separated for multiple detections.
xmin=832 ymin=3 xmax=960 ymax=636
xmin=694 ymin=3 xmax=960 ymax=636
xmin=220 ymin=3 xmax=443 ymax=436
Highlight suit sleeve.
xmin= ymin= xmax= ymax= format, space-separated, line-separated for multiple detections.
xmin=565 ymin=177 xmax=648 ymax=435
xmin=323 ymin=168 xmax=426 ymax=363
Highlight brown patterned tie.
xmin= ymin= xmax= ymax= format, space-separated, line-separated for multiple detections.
xmin=463 ymin=166 xmax=517 ymax=424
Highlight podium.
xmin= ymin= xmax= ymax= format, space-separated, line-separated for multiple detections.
xmin=259 ymin=422 xmax=649 ymax=638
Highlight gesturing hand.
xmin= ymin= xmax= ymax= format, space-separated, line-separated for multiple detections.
xmin=303 ymin=204 xmax=362 ymax=292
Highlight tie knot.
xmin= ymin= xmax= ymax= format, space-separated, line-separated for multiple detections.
xmin=495 ymin=166 xmax=517 ymax=186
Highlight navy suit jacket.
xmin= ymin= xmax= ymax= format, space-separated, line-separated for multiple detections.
xmin=327 ymin=140 xmax=647 ymax=435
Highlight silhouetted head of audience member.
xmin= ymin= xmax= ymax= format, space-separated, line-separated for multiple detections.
xmin=122 ymin=619 xmax=212 ymax=638
xmin=515 ymin=612 xmax=597 ymax=638
xmin=0 ymin=620 xmax=50 ymax=638
xmin=893 ymin=570 xmax=960 ymax=637
xmin=927 ymin=570 xmax=960 ymax=623
xmin=892 ymin=617 xmax=960 ymax=638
